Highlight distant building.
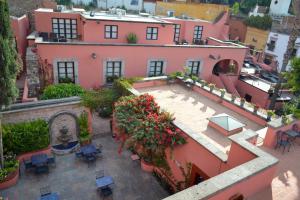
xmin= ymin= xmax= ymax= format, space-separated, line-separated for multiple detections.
xmin=264 ymin=32 xmax=300 ymax=72
xmin=249 ymin=4 xmax=268 ymax=17
xmin=269 ymin=0 xmax=292 ymax=16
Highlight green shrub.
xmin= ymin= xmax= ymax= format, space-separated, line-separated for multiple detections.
xmin=113 ymin=78 xmax=134 ymax=97
xmin=244 ymin=15 xmax=272 ymax=30
xmin=41 ymin=83 xmax=84 ymax=100
xmin=2 ymin=119 xmax=50 ymax=155
xmin=81 ymin=88 xmax=119 ymax=117
xmin=78 ymin=112 xmax=91 ymax=142
xmin=127 ymin=33 xmax=138 ymax=44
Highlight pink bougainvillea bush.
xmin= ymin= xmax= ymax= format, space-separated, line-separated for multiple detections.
xmin=114 ymin=94 xmax=186 ymax=169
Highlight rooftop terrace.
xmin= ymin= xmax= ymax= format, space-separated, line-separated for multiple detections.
xmin=137 ymin=84 xmax=263 ymax=154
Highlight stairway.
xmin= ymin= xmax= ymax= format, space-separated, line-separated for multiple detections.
xmin=219 ymin=74 xmax=240 ymax=97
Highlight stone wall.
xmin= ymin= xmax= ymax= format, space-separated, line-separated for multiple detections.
xmin=1 ymin=98 xmax=85 ymax=125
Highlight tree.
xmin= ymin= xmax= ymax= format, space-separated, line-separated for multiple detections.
xmin=231 ymin=2 xmax=240 ymax=15
xmin=284 ymin=57 xmax=300 ymax=93
xmin=0 ymin=0 xmax=21 ymax=168
xmin=244 ymin=15 xmax=273 ymax=30
xmin=269 ymin=0 xmax=300 ymax=110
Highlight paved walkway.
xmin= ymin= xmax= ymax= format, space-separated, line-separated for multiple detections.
xmin=0 ymin=116 xmax=168 ymax=200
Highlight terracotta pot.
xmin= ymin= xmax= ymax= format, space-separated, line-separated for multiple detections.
xmin=141 ymin=159 xmax=154 ymax=173
xmin=0 ymin=168 xmax=19 ymax=190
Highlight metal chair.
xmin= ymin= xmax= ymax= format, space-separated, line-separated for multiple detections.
xmin=40 ymin=185 xmax=51 ymax=196
xmin=95 ymin=170 xmax=104 ymax=179
xmin=101 ymin=187 xmax=112 ymax=197
xmin=47 ymin=155 xmax=56 ymax=167
xmin=275 ymin=131 xmax=292 ymax=153
xmin=24 ymin=159 xmax=33 ymax=171
xmin=35 ymin=165 xmax=49 ymax=174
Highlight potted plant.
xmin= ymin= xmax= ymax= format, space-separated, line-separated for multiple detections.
xmin=220 ymin=89 xmax=226 ymax=98
xmin=281 ymin=115 xmax=290 ymax=125
xmin=228 ymin=63 xmax=236 ymax=74
xmin=231 ymin=95 xmax=237 ymax=102
xmin=240 ymin=98 xmax=246 ymax=107
xmin=167 ymin=72 xmax=178 ymax=84
xmin=126 ymin=32 xmax=138 ymax=44
xmin=190 ymin=75 xmax=199 ymax=84
xmin=253 ymin=104 xmax=259 ymax=113
xmin=208 ymin=83 xmax=215 ymax=92
xmin=267 ymin=110 xmax=275 ymax=121
xmin=199 ymin=79 xmax=206 ymax=87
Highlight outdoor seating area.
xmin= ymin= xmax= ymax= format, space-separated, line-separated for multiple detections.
xmin=24 ymin=153 xmax=56 ymax=174
xmin=275 ymin=124 xmax=300 ymax=153
xmin=75 ymin=144 xmax=102 ymax=165
xmin=0 ymin=118 xmax=168 ymax=200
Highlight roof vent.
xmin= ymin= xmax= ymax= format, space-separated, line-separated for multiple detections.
xmin=90 ymin=11 xmax=95 ymax=17
xmin=56 ymin=5 xmax=65 ymax=12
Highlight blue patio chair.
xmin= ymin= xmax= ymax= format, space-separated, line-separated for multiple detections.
xmin=101 ymin=187 xmax=112 ymax=197
xmin=40 ymin=186 xmax=51 ymax=196
xmin=275 ymin=131 xmax=291 ymax=153
xmin=35 ymin=165 xmax=49 ymax=174
xmin=24 ymin=159 xmax=33 ymax=171
xmin=95 ymin=170 xmax=104 ymax=179
xmin=47 ymin=155 xmax=56 ymax=167
xmin=75 ymin=151 xmax=83 ymax=158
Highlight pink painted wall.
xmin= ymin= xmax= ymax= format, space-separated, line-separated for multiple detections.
xmin=83 ymin=19 xmax=174 ymax=44
xmin=10 ymin=15 xmax=30 ymax=70
xmin=36 ymin=43 xmax=247 ymax=88
xmin=236 ymin=80 xmax=269 ymax=108
xmin=208 ymin=165 xmax=277 ymax=200
xmin=34 ymin=10 xmax=84 ymax=39
xmin=164 ymin=12 xmax=229 ymax=44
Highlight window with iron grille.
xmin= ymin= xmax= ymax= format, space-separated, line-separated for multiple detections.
xmin=173 ymin=24 xmax=181 ymax=42
xmin=57 ymin=62 xmax=75 ymax=83
xmin=149 ymin=61 xmax=164 ymax=77
xmin=187 ymin=61 xmax=201 ymax=75
xmin=146 ymin=27 xmax=158 ymax=40
xmin=52 ymin=18 xmax=77 ymax=39
xmin=105 ymin=25 xmax=118 ymax=39
xmin=106 ymin=61 xmax=122 ymax=83
xmin=193 ymin=26 xmax=203 ymax=42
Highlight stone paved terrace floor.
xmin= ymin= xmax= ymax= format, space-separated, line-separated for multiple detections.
xmin=249 ymin=143 xmax=300 ymax=200
xmin=0 ymin=116 xmax=168 ymax=200
xmin=137 ymin=84 xmax=263 ymax=153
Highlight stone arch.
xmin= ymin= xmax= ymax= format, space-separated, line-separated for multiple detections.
xmin=212 ymin=59 xmax=239 ymax=76
xmin=48 ymin=111 xmax=80 ymax=147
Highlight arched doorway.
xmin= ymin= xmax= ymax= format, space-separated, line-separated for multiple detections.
xmin=212 ymin=59 xmax=239 ymax=76
xmin=48 ymin=111 xmax=81 ymax=154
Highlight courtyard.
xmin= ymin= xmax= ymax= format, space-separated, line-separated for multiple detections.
xmin=0 ymin=116 xmax=168 ymax=200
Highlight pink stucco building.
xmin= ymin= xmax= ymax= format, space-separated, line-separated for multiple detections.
xmin=27 ymin=8 xmax=247 ymax=88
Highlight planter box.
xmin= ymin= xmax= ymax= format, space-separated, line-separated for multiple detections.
xmin=0 ymin=167 xmax=19 ymax=190
xmin=141 ymin=159 xmax=154 ymax=173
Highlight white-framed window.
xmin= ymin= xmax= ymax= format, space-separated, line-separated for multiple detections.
xmin=193 ymin=26 xmax=203 ymax=43
xmin=173 ymin=24 xmax=181 ymax=42
xmin=52 ymin=18 xmax=77 ymax=39
xmin=57 ymin=61 xmax=75 ymax=83
xmin=187 ymin=61 xmax=201 ymax=76
xmin=106 ymin=61 xmax=122 ymax=83
xmin=146 ymin=27 xmax=158 ymax=40
xmin=148 ymin=61 xmax=164 ymax=77
xmin=105 ymin=25 xmax=118 ymax=39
